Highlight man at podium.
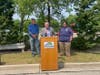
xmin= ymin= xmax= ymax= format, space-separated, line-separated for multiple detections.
xmin=40 ymin=22 xmax=54 ymax=37
xmin=40 ymin=22 xmax=58 ymax=70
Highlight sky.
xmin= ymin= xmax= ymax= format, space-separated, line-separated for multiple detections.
xmin=12 ymin=9 xmax=76 ymax=20
xmin=13 ymin=2 xmax=77 ymax=20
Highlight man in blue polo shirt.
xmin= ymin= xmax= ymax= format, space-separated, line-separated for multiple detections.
xmin=28 ymin=18 xmax=39 ymax=56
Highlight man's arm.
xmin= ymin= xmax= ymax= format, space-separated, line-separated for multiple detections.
xmin=28 ymin=25 xmax=36 ymax=38
xmin=51 ymin=27 xmax=55 ymax=36
xmin=69 ymin=28 xmax=73 ymax=42
xmin=35 ymin=25 xmax=39 ymax=37
xmin=28 ymin=25 xmax=32 ymax=36
xmin=36 ymin=25 xmax=39 ymax=34
xmin=40 ymin=28 xmax=44 ymax=36
xmin=70 ymin=36 xmax=73 ymax=42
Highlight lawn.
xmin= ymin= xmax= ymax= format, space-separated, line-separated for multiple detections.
xmin=1 ymin=51 xmax=40 ymax=65
xmin=60 ymin=51 xmax=100 ymax=63
xmin=1 ymin=48 xmax=100 ymax=65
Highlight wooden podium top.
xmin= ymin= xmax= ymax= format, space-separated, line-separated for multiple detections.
xmin=40 ymin=36 xmax=58 ymax=40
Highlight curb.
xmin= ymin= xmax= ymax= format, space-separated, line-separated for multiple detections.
xmin=1 ymin=62 xmax=100 ymax=67
xmin=0 ymin=62 xmax=100 ymax=74
xmin=0 ymin=64 xmax=39 ymax=68
xmin=64 ymin=62 xmax=100 ymax=68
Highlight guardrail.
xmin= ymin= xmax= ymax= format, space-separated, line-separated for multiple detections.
xmin=0 ymin=43 xmax=25 ymax=52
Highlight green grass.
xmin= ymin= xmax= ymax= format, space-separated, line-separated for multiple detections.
xmin=59 ymin=51 xmax=100 ymax=63
xmin=1 ymin=51 xmax=40 ymax=65
xmin=1 ymin=50 xmax=100 ymax=65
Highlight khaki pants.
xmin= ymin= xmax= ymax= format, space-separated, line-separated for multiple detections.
xmin=59 ymin=42 xmax=71 ymax=56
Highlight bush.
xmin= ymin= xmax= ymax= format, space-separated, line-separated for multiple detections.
xmin=96 ymin=37 xmax=100 ymax=43
xmin=71 ymin=37 xmax=97 ymax=50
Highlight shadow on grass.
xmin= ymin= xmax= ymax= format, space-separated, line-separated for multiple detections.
xmin=58 ymin=55 xmax=66 ymax=70
xmin=58 ymin=61 xmax=64 ymax=69
xmin=0 ymin=49 xmax=23 ymax=54
xmin=0 ymin=62 xmax=6 ymax=65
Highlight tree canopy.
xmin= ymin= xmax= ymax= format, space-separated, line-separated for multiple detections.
xmin=0 ymin=0 xmax=99 ymax=50
xmin=72 ymin=0 xmax=100 ymax=50
xmin=0 ymin=0 xmax=14 ymax=44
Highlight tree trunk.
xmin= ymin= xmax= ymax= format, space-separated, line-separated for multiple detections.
xmin=20 ymin=17 xmax=24 ymax=33
xmin=19 ymin=15 xmax=24 ymax=42
xmin=47 ymin=2 xmax=51 ymax=25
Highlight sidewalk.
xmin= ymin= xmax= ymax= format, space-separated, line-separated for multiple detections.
xmin=1 ymin=62 xmax=100 ymax=75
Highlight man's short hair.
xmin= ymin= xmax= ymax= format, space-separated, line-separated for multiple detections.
xmin=63 ymin=21 xmax=68 ymax=24
xmin=31 ymin=18 xmax=35 ymax=20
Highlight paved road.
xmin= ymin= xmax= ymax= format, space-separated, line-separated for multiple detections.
xmin=20 ymin=70 xmax=100 ymax=75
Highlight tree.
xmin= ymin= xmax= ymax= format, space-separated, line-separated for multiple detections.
xmin=72 ymin=0 xmax=99 ymax=50
xmin=33 ymin=0 xmax=75 ymax=25
xmin=0 ymin=0 xmax=14 ymax=45
xmin=14 ymin=0 xmax=35 ymax=41
xmin=66 ymin=15 xmax=77 ymax=24
xmin=93 ymin=0 xmax=100 ymax=31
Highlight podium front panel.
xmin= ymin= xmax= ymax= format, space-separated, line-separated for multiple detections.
xmin=40 ymin=37 xmax=58 ymax=71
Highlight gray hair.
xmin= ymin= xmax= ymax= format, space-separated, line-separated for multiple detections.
xmin=45 ymin=22 xmax=49 ymax=25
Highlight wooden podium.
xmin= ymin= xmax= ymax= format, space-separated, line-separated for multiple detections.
xmin=40 ymin=37 xmax=58 ymax=71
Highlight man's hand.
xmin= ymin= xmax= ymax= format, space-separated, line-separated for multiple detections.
xmin=32 ymin=34 xmax=36 ymax=38
xmin=70 ymin=36 xmax=73 ymax=42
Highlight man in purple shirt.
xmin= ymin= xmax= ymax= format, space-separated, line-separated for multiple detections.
xmin=59 ymin=22 xmax=73 ymax=57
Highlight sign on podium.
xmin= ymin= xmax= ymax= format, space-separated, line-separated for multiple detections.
xmin=40 ymin=37 xmax=58 ymax=71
